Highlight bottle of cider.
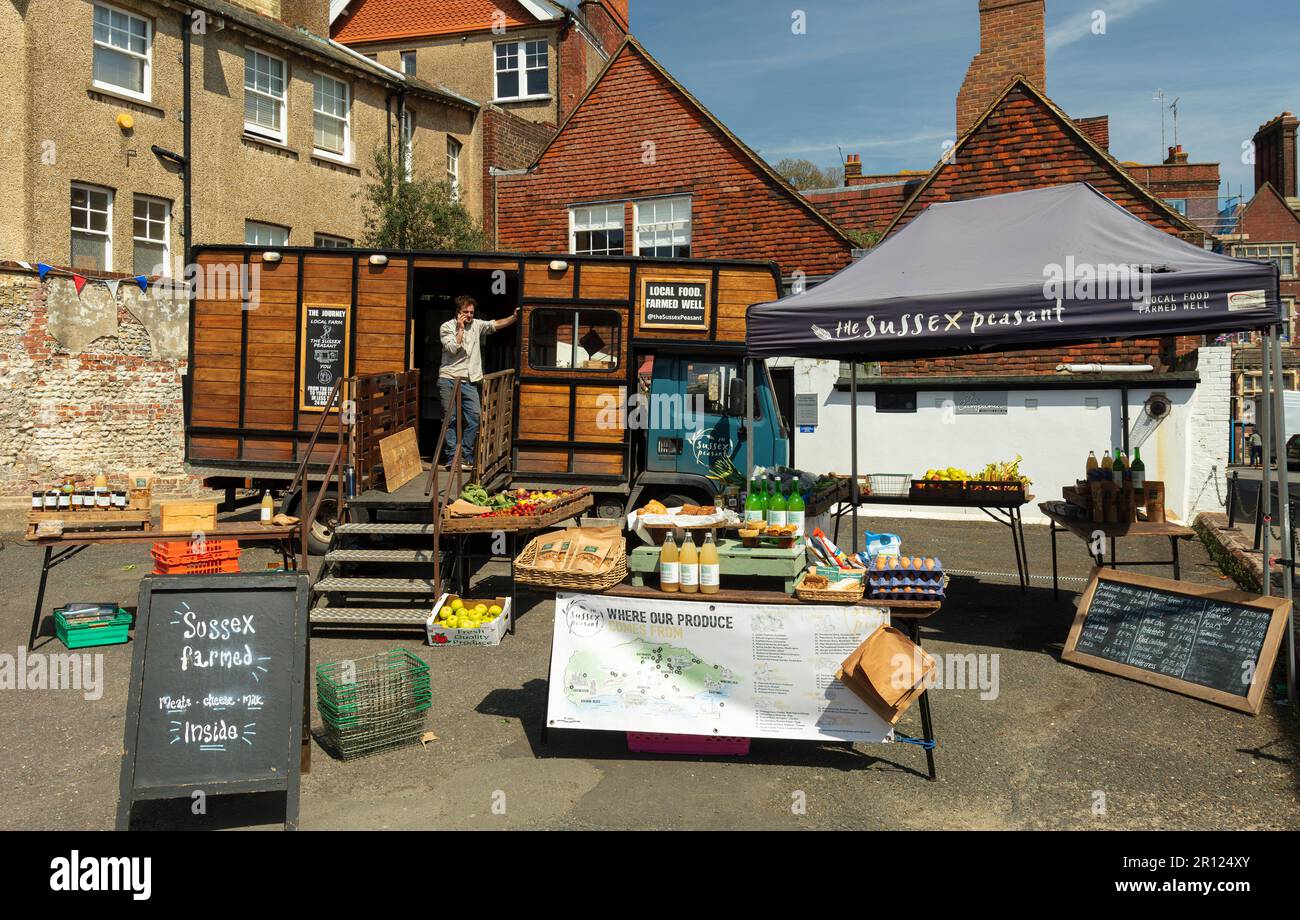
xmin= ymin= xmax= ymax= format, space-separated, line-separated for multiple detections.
xmin=745 ymin=478 xmax=766 ymax=524
xmin=787 ymin=483 xmax=806 ymax=537
xmin=678 ymin=536 xmax=699 ymax=594
xmin=768 ymin=476 xmax=788 ymax=527
xmin=1130 ymin=447 xmax=1146 ymax=489
xmin=699 ymin=531 xmax=720 ymax=595
xmin=1086 ymin=451 xmax=1099 ymax=481
xmin=1111 ymin=449 xmax=1125 ymax=485
xmin=659 ymin=532 xmax=680 ymax=593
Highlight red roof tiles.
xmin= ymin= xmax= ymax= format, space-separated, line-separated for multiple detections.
xmin=332 ymin=0 xmax=545 ymax=44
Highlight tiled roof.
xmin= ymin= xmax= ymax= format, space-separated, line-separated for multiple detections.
xmin=333 ymin=0 xmax=551 ymax=44
xmin=803 ymin=180 xmax=923 ymax=235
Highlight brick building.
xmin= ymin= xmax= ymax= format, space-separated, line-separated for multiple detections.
xmin=331 ymin=0 xmax=630 ymax=242
xmin=495 ymin=37 xmax=857 ymax=281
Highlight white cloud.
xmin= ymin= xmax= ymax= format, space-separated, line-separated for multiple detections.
xmin=1046 ymin=0 xmax=1170 ymax=53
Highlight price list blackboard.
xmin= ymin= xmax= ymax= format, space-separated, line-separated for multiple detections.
xmin=117 ymin=573 xmax=310 ymax=830
xmin=300 ymin=305 xmax=350 ymax=411
xmin=1064 ymin=571 xmax=1289 ymax=714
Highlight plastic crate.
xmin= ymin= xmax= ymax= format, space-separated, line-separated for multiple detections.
xmin=54 ymin=606 xmax=132 ymax=649
xmin=152 ymin=556 xmax=241 ymax=575
xmin=317 ymin=650 xmax=432 ymax=760
xmin=627 ymin=732 xmax=750 ymax=756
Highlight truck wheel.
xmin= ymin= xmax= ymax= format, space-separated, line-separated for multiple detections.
xmin=282 ymin=488 xmax=340 ymax=556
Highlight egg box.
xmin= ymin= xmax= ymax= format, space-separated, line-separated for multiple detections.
xmin=427 ymin=594 xmax=512 ymax=647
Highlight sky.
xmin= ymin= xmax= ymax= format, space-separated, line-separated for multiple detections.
xmin=627 ymin=0 xmax=1300 ymax=204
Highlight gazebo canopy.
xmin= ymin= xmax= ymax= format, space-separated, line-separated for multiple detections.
xmin=746 ymin=183 xmax=1282 ymax=360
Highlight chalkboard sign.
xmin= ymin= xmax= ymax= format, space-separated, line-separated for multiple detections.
xmin=300 ymin=304 xmax=351 ymax=411
xmin=117 ymin=573 xmax=310 ymax=830
xmin=640 ymin=278 xmax=710 ymax=330
xmin=1063 ymin=570 xmax=1290 ymax=714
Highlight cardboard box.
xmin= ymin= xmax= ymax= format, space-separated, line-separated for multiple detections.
xmin=426 ymin=594 xmax=512 ymax=647
xmin=159 ymin=500 xmax=218 ymax=533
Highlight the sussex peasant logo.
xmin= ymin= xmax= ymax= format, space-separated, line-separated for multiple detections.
xmin=565 ymin=600 xmax=606 ymax=638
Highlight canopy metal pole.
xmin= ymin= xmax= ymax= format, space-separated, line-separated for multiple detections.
xmin=1268 ymin=326 xmax=1297 ymax=705
xmin=746 ymin=358 xmax=755 ymax=485
xmin=850 ymin=361 xmax=860 ymax=554
xmin=1261 ymin=330 xmax=1273 ymax=597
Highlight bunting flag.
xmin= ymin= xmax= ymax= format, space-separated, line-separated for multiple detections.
xmin=17 ymin=261 xmax=32 ymax=272
xmin=134 ymin=275 xmax=150 ymax=293
xmin=37 ymin=263 xmax=53 ymax=280
xmin=72 ymin=274 xmax=87 ymax=296
xmin=104 ymin=279 xmax=121 ymax=300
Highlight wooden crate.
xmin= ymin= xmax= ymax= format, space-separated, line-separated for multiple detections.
xmin=159 ymin=500 xmax=218 ymax=533
xmin=26 ymin=508 xmax=151 ymax=540
xmin=628 ymin=537 xmax=807 ymax=593
xmin=440 ymin=490 xmax=593 ymax=534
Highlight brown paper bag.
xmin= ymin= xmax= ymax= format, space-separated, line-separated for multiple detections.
xmin=836 ymin=626 xmax=936 ymax=725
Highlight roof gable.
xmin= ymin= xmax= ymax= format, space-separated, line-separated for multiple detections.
xmin=529 ymin=38 xmax=857 ymax=251
xmin=1238 ymin=182 xmax=1300 ymax=238
xmin=880 ymin=77 xmax=1206 ymax=245
xmin=332 ymin=0 xmax=553 ymax=44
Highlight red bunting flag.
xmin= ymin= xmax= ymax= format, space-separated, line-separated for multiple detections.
xmin=72 ymin=274 xmax=87 ymax=296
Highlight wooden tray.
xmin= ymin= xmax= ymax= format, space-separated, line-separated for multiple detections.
xmin=440 ymin=489 xmax=593 ymax=533
xmin=909 ymin=479 xmax=968 ymax=499
xmin=26 ymin=508 xmax=151 ymax=539
xmin=966 ymin=480 xmax=1027 ymax=502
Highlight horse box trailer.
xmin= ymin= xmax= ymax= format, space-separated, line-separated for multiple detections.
xmin=186 ymin=246 xmax=791 ymax=545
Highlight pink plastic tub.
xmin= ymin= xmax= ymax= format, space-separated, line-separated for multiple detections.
xmin=626 ymin=732 xmax=751 ymax=756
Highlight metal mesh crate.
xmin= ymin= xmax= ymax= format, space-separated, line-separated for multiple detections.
xmin=317 ymin=649 xmax=431 ymax=760
xmin=867 ymin=473 xmax=911 ymax=497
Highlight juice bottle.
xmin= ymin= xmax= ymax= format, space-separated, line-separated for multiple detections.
xmin=260 ymin=490 xmax=275 ymax=523
xmin=1085 ymin=451 xmax=1099 ymax=481
xmin=659 ymin=532 xmax=680 ymax=593
xmin=768 ymin=477 xmax=788 ymax=527
xmin=745 ymin=478 xmax=766 ymax=524
xmin=699 ymin=531 xmax=720 ymax=595
xmin=1100 ymin=451 xmax=1113 ymax=476
xmin=787 ymin=483 xmax=806 ymax=537
xmin=679 ymin=536 xmax=699 ymax=594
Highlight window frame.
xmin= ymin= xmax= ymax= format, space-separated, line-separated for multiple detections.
xmin=314 ymin=233 xmax=353 ymax=249
xmin=245 ymin=220 xmax=290 ymax=247
xmin=527 ymin=307 xmax=622 ymax=373
xmin=132 ymin=194 xmax=170 ymax=277
xmin=684 ymin=359 xmax=757 ymax=419
xmin=244 ymin=47 xmax=288 ymax=143
xmin=446 ymin=136 xmax=462 ymax=200
xmin=311 ymin=71 xmax=352 ymax=162
xmin=633 ymin=196 xmax=693 ymax=259
xmin=493 ymin=39 xmax=550 ymax=103
xmin=401 ymin=50 xmax=417 ymax=76
xmin=92 ymin=2 xmax=152 ymax=102
xmin=1234 ymin=242 xmax=1297 ymax=280
xmin=71 ymin=182 xmax=114 ymax=273
xmin=568 ymin=203 xmax=626 ymax=256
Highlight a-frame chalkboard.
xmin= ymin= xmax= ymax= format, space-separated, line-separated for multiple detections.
xmin=117 ymin=572 xmax=310 ymax=830
xmin=1063 ymin=570 xmax=1291 ymax=714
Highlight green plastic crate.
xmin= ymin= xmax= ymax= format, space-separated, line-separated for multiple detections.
xmin=54 ymin=607 xmax=132 ymax=649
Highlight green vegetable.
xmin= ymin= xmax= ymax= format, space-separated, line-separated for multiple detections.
xmin=461 ymin=484 xmax=491 ymax=506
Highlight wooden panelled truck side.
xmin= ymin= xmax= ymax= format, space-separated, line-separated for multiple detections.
xmin=186 ymin=247 xmax=789 ymax=538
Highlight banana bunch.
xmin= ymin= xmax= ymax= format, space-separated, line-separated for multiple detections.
xmin=974 ymin=456 xmax=1032 ymax=487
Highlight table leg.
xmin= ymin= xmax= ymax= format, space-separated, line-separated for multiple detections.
xmin=904 ymin=620 xmax=937 ymax=781
xmin=1050 ymin=521 xmax=1059 ymax=601
xmin=30 ymin=545 xmax=53 ymax=648
xmin=1109 ymin=537 xmax=1117 ymax=569
xmin=508 ymin=532 xmax=518 ymax=637
xmin=1171 ymin=536 xmax=1181 ymax=581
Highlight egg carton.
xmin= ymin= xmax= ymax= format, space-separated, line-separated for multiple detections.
xmin=869 ymin=585 xmax=946 ymax=601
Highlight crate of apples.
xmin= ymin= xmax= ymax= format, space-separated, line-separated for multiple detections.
xmin=427 ymin=595 xmax=512 ymax=646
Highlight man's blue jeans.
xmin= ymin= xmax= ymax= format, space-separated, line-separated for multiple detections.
xmin=438 ymin=378 xmax=481 ymax=466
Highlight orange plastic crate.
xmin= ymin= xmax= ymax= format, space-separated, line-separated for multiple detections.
xmin=151 ymin=540 xmax=241 ymax=575
xmin=153 ymin=556 xmax=241 ymax=575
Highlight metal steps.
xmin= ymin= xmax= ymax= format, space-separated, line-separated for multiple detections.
xmin=310 ymin=607 xmax=433 ymax=626
xmin=335 ymin=522 xmax=436 ymax=536
xmin=315 ymin=576 xmax=438 ymax=595
xmin=325 ymin=548 xmax=438 ymax=564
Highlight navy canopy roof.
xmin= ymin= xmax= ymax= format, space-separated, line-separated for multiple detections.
xmin=746 ymin=183 xmax=1282 ymax=360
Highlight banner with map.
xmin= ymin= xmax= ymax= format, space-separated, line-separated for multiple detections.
xmin=547 ymin=593 xmax=894 ymax=743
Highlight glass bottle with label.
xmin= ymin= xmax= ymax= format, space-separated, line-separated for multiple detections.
xmin=659 ymin=533 xmax=680 ymax=593
xmin=787 ymin=482 xmax=806 ymax=537
xmin=1086 ymin=451 xmax=1099 ymax=481
xmin=767 ymin=477 xmax=788 ymax=527
xmin=745 ymin=478 xmax=766 ymax=524
xmin=1111 ymin=449 xmax=1125 ymax=485
xmin=678 ymin=536 xmax=699 ymax=594
xmin=1130 ymin=447 xmax=1146 ymax=488
xmin=699 ymin=531 xmax=720 ymax=594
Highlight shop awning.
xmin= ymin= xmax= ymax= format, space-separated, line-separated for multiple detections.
xmin=746 ymin=183 xmax=1282 ymax=360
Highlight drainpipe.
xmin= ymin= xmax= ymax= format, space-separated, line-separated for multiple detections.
xmin=181 ymin=11 xmax=193 ymax=264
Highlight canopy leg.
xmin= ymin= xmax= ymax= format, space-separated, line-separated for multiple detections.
xmin=850 ymin=361 xmax=860 ymax=555
xmin=1269 ymin=327 xmax=1297 ymax=705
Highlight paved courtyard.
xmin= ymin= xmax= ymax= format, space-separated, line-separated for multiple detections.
xmin=2 ymin=516 xmax=1297 ymax=830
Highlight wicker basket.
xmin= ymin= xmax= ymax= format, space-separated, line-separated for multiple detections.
xmin=514 ymin=535 xmax=628 ymax=591
xmin=794 ymin=569 xmax=865 ymax=603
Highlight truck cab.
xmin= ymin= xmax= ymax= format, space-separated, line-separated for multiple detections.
xmin=632 ymin=353 xmax=789 ymax=508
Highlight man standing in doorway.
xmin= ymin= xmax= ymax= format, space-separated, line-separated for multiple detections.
xmin=1248 ymin=424 xmax=1264 ymax=468
xmin=439 ymin=296 xmax=519 ymax=471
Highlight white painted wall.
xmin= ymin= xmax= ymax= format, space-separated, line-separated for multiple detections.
xmin=782 ymin=349 xmax=1233 ymax=526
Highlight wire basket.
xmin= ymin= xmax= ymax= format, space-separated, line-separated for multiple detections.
xmin=867 ymin=473 xmax=911 ymax=497
xmin=317 ymin=649 xmax=431 ymax=760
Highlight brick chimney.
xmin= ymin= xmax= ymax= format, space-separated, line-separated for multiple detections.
xmin=1164 ymin=145 xmax=1189 ymax=166
xmin=844 ymin=154 xmax=863 ymax=186
xmin=579 ymin=1 xmax=631 ymax=52
xmin=1254 ymin=112 xmax=1298 ymax=200
xmin=956 ymin=0 xmax=1046 ymax=136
